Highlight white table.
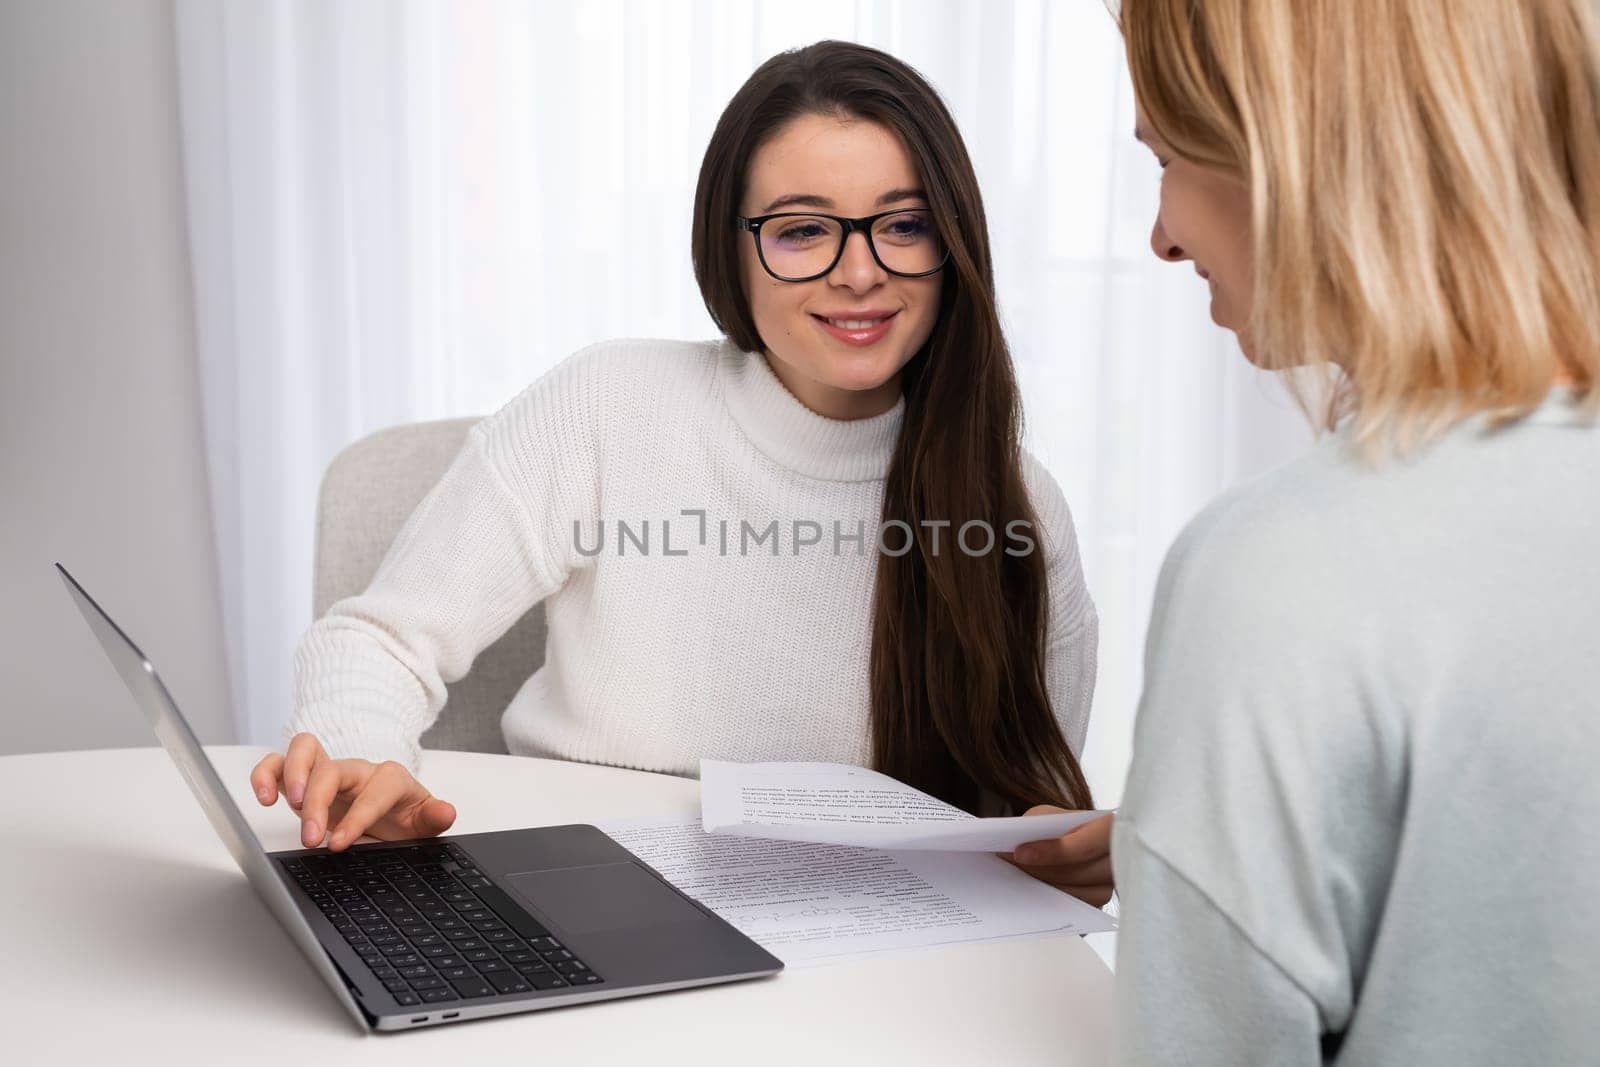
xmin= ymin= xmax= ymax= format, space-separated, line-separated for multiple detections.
xmin=1 ymin=746 xmax=1112 ymax=1065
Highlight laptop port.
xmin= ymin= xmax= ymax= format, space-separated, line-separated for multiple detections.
xmin=411 ymin=1016 xmax=427 ymax=1024
xmin=443 ymin=1012 xmax=460 ymax=1020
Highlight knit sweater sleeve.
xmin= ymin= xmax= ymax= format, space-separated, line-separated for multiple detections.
xmin=287 ymin=352 xmax=602 ymax=769
xmin=1022 ymin=452 xmax=1098 ymax=757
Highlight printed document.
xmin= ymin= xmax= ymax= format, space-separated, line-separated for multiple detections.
xmin=600 ymin=817 xmax=1116 ymax=965
xmin=700 ymin=759 xmax=1112 ymax=852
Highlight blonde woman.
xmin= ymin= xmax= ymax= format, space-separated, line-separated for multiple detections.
xmin=1109 ymin=0 xmax=1600 ymax=1062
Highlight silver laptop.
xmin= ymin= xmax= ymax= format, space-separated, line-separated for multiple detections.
xmin=57 ymin=563 xmax=782 ymax=1031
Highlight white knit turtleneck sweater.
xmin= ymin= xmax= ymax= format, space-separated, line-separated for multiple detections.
xmin=288 ymin=337 xmax=1097 ymax=775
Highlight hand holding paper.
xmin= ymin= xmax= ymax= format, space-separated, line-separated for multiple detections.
xmin=1009 ymin=804 xmax=1117 ymax=907
xmin=700 ymin=759 xmax=1113 ymax=852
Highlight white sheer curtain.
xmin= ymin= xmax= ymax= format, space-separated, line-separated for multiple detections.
xmin=174 ymin=0 xmax=1310 ymax=805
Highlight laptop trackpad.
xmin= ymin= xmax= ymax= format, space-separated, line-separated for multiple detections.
xmin=505 ymin=863 xmax=708 ymax=935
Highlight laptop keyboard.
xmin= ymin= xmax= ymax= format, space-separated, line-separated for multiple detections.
xmin=282 ymin=841 xmax=603 ymax=1007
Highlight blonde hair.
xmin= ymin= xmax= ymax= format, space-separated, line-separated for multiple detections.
xmin=1123 ymin=0 xmax=1600 ymax=451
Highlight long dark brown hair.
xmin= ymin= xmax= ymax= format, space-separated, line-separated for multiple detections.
xmin=691 ymin=41 xmax=1093 ymax=814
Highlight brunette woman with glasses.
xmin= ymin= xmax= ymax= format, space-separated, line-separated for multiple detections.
xmin=249 ymin=40 xmax=1113 ymax=907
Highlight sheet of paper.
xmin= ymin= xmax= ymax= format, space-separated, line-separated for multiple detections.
xmin=700 ymin=759 xmax=1112 ymax=852
xmin=600 ymin=817 xmax=1116 ymax=966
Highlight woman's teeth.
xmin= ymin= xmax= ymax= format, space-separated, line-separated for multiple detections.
xmin=826 ymin=317 xmax=886 ymax=329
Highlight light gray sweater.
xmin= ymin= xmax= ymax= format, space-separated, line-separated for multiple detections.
xmin=1112 ymin=391 xmax=1599 ymax=1064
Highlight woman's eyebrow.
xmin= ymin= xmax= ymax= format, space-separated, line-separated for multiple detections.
xmin=759 ymin=187 xmax=929 ymax=213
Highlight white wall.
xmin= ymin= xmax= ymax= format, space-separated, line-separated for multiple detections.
xmin=0 ymin=0 xmax=234 ymax=753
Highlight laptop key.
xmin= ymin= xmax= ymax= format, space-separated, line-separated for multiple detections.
xmin=440 ymin=966 xmax=474 ymax=980
xmin=397 ymin=964 xmax=432 ymax=978
xmin=421 ymin=988 xmax=459 ymax=1003
xmin=474 ymin=885 xmax=553 ymax=941
xmin=473 ymin=960 xmax=507 ymax=974
xmin=483 ymin=930 xmax=515 ymax=942
xmin=386 ymin=953 xmax=422 ymax=967
xmin=527 ymin=973 xmax=568 ymax=991
xmin=383 ymin=979 xmax=410 ymax=993
xmin=566 ymin=973 xmax=603 ymax=986
xmin=409 ymin=977 xmax=445 ymax=991
xmin=449 ymin=977 xmax=495 ymax=999
xmin=487 ymin=971 xmax=531 ymax=994
xmin=455 ymin=939 xmax=487 ymax=951
xmin=420 ymin=944 xmax=451 ymax=958
xmin=463 ymin=949 xmax=496 ymax=962
xmin=513 ymin=961 xmax=551 ymax=976
xmin=432 ymin=954 xmax=465 ymax=969
xmin=393 ymin=991 xmax=422 ymax=1006
xmin=502 ymin=950 xmax=538 ymax=964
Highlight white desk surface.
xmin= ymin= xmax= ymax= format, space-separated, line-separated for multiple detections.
xmin=1 ymin=746 xmax=1112 ymax=1066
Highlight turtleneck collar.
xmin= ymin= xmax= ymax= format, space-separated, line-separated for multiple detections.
xmin=715 ymin=341 xmax=905 ymax=482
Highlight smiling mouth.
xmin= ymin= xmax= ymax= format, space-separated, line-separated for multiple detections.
xmin=812 ymin=311 xmax=898 ymax=329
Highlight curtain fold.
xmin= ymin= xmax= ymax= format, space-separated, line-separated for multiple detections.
xmin=174 ymin=0 xmax=1309 ymax=805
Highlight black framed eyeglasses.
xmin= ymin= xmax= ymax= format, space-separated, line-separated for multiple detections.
xmin=736 ymin=208 xmax=949 ymax=282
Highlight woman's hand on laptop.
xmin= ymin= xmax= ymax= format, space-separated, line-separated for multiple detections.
xmin=1007 ymin=808 xmax=1115 ymax=908
xmin=250 ymin=732 xmax=457 ymax=851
